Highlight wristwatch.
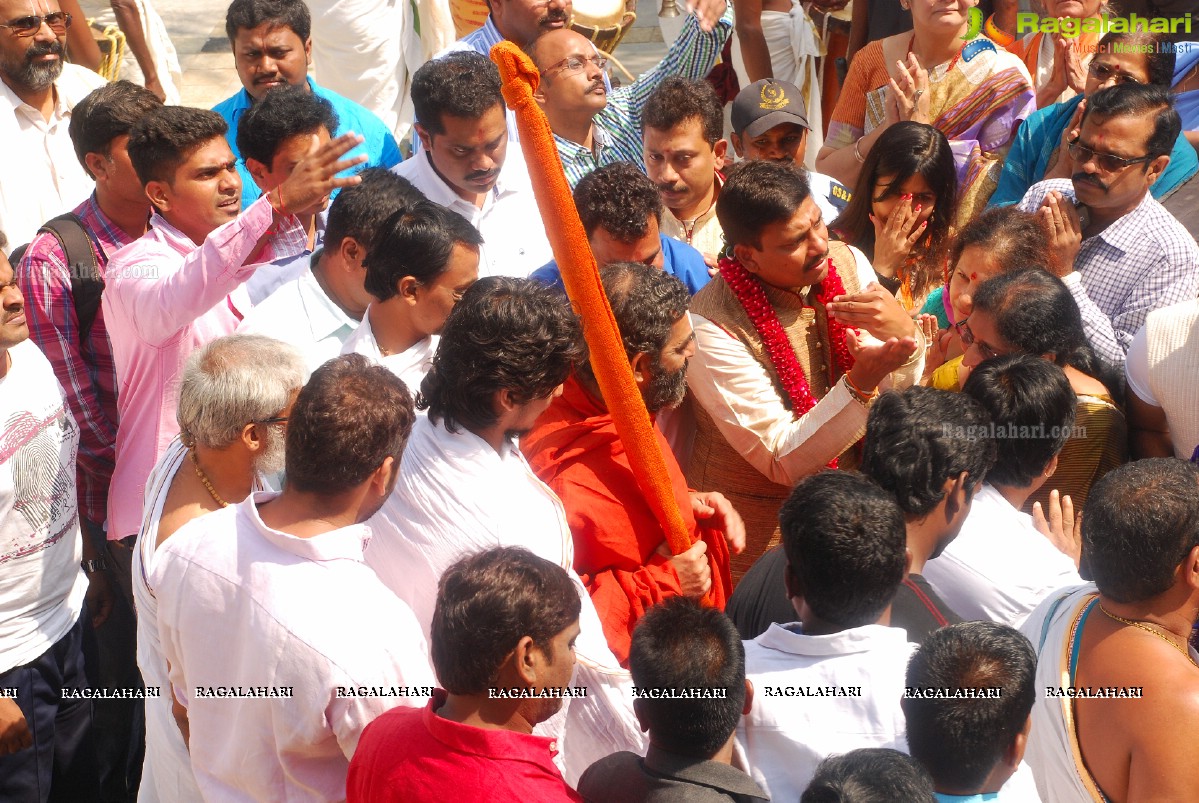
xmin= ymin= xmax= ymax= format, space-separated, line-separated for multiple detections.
xmin=81 ymin=558 xmax=108 ymax=575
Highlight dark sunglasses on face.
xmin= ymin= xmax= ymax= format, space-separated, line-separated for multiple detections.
xmin=1086 ymin=60 xmax=1142 ymax=85
xmin=1067 ymin=135 xmax=1155 ymax=173
xmin=0 ymin=11 xmax=72 ymax=36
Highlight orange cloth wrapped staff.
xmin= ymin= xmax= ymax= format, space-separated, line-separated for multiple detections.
xmin=489 ymin=42 xmax=698 ymax=567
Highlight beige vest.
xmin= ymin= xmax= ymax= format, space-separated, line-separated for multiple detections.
xmin=1145 ymin=300 xmax=1199 ymax=461
xmin=687 ymin=241 xmax=861 ymax=579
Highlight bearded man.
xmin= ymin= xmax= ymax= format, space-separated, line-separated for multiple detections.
xmin=522 ymin=262 xmax=745 ymax=665
xmin=0 ymin=0 xmax=105 ymax=251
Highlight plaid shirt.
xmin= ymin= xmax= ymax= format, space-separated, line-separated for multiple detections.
xmin=16 ymin=194 xmax=134 ymax=526
xmin=1018 ymin=179 xmax=1199 ymax=366
xmin=555 ymin=8 xmax=733 ymax=188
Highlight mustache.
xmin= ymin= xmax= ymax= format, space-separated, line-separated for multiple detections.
xmin=658 ymin=183 xmax=687 ymax=195
xmin=1072 ymin=172 xmax=1107 ymax=192
xmin=540 ymin=9 xmax=570 ymax=24
xmin=587 ymin=77 xmax=604 ymax=93
xmin=26 ymin=40 xmax=63 ymax=59
xmin=465 ymin=168 xmax=497 ymax=182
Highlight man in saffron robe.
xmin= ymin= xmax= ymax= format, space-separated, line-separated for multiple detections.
xmin=686 ymin=160 xmax=926 ymax=578
xmin=523 ymin=263 xmax=745 ymax=665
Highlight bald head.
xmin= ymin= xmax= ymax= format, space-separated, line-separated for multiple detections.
xmin=530 ymin=29 xmax=608 ymax=125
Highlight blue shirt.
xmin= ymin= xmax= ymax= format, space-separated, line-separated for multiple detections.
xmin=529 ymin=234 xmax=711 ymax=296
xmin=934 ymin=793 xmax=999 ymax=803
xmin=213 ymin=77 xmax=402 ymax=210
xmin=990 ymin=93 xmax=1198 ymax=208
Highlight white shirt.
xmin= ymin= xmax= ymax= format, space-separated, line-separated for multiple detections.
xmin=392 ymin=149 xmax=552 ymax=278
xmin=131 ymin=438 xmax=203 ymax=803
xmin=239 ymin=258 xmax=358 ymax=372
xmin=923 ymin=484 xmax=1082 ymax=628
xmin=152 ymin=493 xmax=435 ymax=803
xmin=737 ymin=622 xmax=917 ymax=801
xmin=687 ymin=245 xmax=925 ymax=486
xmin=365 ymin=415 xmax=646 ymax=784
xmin=339 ymin=306 xmax=437 ymax=394
xmin=0 ymin=339 xmax=87 ymax=673
xmin=0 ymin=64 xmax=107 ymax=255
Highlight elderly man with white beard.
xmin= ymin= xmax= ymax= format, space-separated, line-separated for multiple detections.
xmin=131 ymin=333 xmax=305 ymax=803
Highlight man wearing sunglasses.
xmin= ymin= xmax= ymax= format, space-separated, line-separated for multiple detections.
xmin=1016 ymin=81 xmax=1199 ymax=368
xmin=0 ymin=0 xmax=105 ymax=253
xmin=991 ymin=29 xmax=1197 ymax=208
xmin=527 ymin=0 xmax=733 ymax=188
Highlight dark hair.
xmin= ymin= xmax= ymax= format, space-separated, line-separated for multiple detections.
xmin=1081 ymin=82 xmax=1181 ymax=162
xmin=324 ymin=167 xmax=424 ymax=256
xmin=831 ymin=122 xmax=957 ymax=301
xmin=225 ymin=0 xmax=310 ymax=42
xmin=949 ymin=207 xmax=1058 ymax=281
xmin=629 ymin=598 xmax=746 ymax=757
xmin=972 ymin=269 xmax=1119 ymax=394
xmin=432 ymin=546 xmax=581 ymax=695
xmin=961 ymin=354 xmax=1076 ymax=488
xmin=284 ymin=353 xmax=415 ymax=494
xmin=419 ymin=277 xmax=585 ymax=432
xmin=69 ymin=81 xmax=163 ymax=176
xmin=1096 ymin=30 xmax=1176 ymax=88
xmin=717 ymin=160 xmax=811 ymax=248
xmin=1083 ymin=458 xmax=1199 ymax=603
xmin=411 ymin=51 xmax=504 ymax=136
xmin=780 ymin=471 xmax=907 ymax=629
xmin=235 ymin=84 xmax=338 ymax=168
xmin=861 ymin=387 xmax=996 ymax=517
xmin=128 ymin=106 xmax=229 ymax=187
xmin=363 ymin=200 xmax=483 ymax=301
xmin=578 ymin=261 xmax=688 ymax=380
xmin=642 ymin=76 xmax=724 ymax=145
xmin=902 ymin=622 xmax=1037 ymax=790
xmin=801 ymin=748 xmax=936 ymax=803
xmin=573 ymin=161 xmax=663 ymax=241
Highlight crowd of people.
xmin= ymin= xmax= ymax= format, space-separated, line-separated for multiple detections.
xmin=2 ymin=0 xmax=1198 ymax=799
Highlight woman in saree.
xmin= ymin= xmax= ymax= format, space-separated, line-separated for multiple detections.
xmin=816 ymin=0 xmax=1035 ymax=223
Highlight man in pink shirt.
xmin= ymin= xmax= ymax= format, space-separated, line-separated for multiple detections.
xmin=101 ymin=104 xmax=364 ymax=556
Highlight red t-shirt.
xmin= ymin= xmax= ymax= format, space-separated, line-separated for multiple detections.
xmin=347 ymin=689 xmax=583 ymax=802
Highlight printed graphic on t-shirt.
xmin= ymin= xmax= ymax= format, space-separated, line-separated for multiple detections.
xmin=1 ymin=405 xmax=78 ymax=565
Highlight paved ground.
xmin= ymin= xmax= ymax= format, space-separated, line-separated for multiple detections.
xmin=115 ymin=0 xmax=671 ymax=111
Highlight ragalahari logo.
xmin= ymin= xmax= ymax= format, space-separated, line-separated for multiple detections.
xmin=962 ymin=7 xmax=1016 ymax=46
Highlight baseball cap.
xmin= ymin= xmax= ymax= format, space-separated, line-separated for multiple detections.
xmin=731 ymin=79 xmax=810 ymax=139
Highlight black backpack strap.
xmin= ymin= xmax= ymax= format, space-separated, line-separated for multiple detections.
xmin=38 ymin=213 xmax=104 ymax=344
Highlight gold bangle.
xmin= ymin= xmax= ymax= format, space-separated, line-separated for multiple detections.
xmin=853 ymin=138 xmax=866 ymax=163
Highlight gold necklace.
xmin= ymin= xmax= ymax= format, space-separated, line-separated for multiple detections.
xmin=1099 ymin=604 xmax=1199 ymax=670
xmin=190 ymin=448 xmax=229 ymax=508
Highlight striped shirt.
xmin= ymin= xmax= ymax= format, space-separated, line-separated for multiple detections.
xmin=16 ymin=194 xmax=135 ymax=526
xmin=1017 ymin=178 xmax=1199 ymax=366
xmin=555 ymin=8 xmax=734 ymax=188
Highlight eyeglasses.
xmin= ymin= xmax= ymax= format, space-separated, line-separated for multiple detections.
xmin=1086 ymin=60 xmax=1142 ymax=86
xmin=1067 ymin=135 xmax=1155 ymax=173
xmin=0 ymin=12 xmax=72 ymax=36
xmin=540 ymin=54 xmax=607 ymax=78
xmin=954 ymin=319 xmax=1007 ymax=362
xmin=255 ymin=415 xmax=289 ymax=426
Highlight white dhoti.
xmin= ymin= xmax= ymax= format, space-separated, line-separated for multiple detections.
xmin=85 ymin=0 xmax=182 ymax=104
xmin=731 ymin=0 xmax=824 ymax=168
xmin=309 ymin=0 xmax=404 ymax=132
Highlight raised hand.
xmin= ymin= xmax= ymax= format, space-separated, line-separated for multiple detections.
xmin=274 ymin=132 xmax=367 ymax=218
xmin=1037 ymin=191 xmax=1082 ymax=275
xmin=870 ymin=194 xmax=928 ymax=278
xmin=845 ymin=331 xmax=920 ymax=392
xmin=1033 ymin=489 xmax=1081 ymax=569
xmin=888 ymin=53 xmax=931 ymax=125
xmin=827 ymin=281 xmax=918 ymax=341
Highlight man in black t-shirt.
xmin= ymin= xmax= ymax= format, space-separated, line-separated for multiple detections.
xmin=727 ymin=387 xmax=998 ymax=642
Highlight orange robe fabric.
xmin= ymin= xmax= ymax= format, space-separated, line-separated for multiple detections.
xmin=523 ymin=377 xmax=732 ymax=665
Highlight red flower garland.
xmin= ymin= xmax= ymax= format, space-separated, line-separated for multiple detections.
xmin=718 ymin=255 xmax=857 ymax=468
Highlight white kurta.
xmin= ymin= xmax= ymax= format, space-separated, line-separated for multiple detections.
xmin=365 ymin=415 xmax=647 ymax=783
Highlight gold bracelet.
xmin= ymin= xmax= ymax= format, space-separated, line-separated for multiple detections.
xmin=853 ymin=138 xmax=866 ymax=163
xmin=843 ymin=373 xmax=877 ymax=406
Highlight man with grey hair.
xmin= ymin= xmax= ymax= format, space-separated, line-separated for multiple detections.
xmin=131 ymin=333 xmax=306 ymax=803
xmin=153 ymin=353 xmax=435 ymax=800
